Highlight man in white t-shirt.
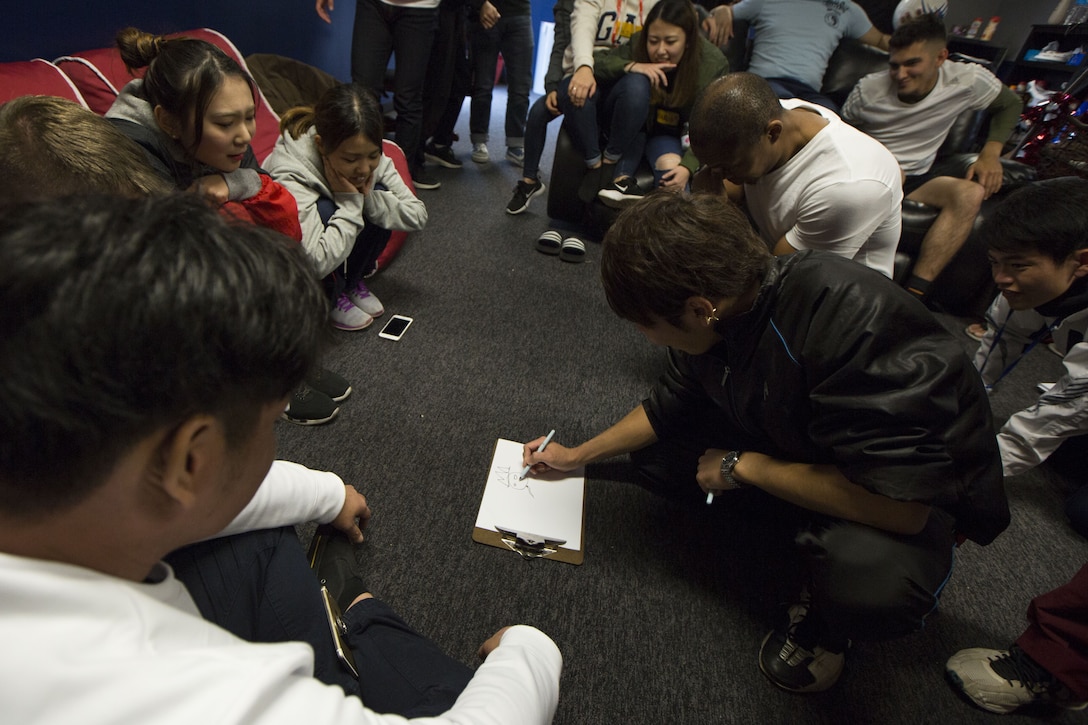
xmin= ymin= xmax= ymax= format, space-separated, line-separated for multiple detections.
xmin=0 ymin=194 xmax=562 ymax=725
xmin=689 ymin=71 xmax=902 ymax=279
xmin=842 ymin=13 xmax=1023 ymax=305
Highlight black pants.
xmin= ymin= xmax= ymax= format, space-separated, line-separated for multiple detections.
xmin=423 ymin=0 xmax=470 ymax=145
xmin=631 ymin=432 xmax=957 ymax=644
xmin=1044 ymin=434 xmax=1088 ymax=540
xmin=315 ymin=195 xmax=393 ymax=301
xmin=351 ymin=0 xmax=439 ymax=173
xmin=167 ymin=526 xmax=472 ymax=716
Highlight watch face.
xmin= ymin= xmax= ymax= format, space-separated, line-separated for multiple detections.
xmin=720 ymin=452 xmax=741 ymax=488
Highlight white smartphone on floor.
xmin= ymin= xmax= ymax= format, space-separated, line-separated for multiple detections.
xmin=378 ymin=315 xmax=413 ymax=340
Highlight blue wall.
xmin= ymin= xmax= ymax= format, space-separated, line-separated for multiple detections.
xmin=3 ymin=0 xmax=555 ymax=85
xmin=3 ymin=0 xmax=353 ymax=78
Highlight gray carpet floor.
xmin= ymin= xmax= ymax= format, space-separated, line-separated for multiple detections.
xmin=277 ymin=89 xmax=1088 ymax=724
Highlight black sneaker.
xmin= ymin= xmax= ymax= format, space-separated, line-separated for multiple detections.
xmin=411 ymin=167 xmax=441 ymax=190
xmin=946 ymin=644 xmax=1088 ymax=714
xmin=598 ymin=177 xmax=648 ymax=208
xmin=424 ymin=142 xmax=462 ymax=169
xmin=306 ymin=367 xmax=352 ymax=403
xmin=282 ymin=384 xmax=339 ymax=426
xmin=506 ymin=179 xmax=546 ymax=215
xmin=758 ymin=593 xmax=846 ymax=693
xmin=308 ymin=524 xmax=368 ymax=612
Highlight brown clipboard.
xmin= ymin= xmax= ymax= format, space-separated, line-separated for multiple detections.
xmin=472 ymin=523 xmax=585 ymax=565
xmin=472 ymin=438 xmax=586 ymax=565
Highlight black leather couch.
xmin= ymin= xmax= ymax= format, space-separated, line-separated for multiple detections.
xmin=546 ymin=31 xmax=1036 ymax=318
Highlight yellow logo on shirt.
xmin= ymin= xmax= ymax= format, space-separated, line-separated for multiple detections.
xmin=656 ymin=108 xmax=680 ymax=127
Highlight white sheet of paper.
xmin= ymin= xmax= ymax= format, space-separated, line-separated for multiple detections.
xmin=475 ymin=438 xmax=585 ymax=550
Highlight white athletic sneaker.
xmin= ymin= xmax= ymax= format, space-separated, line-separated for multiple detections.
xmin=329 ymin=293 xmax=374 ymax=331
xmin=472 ymin=142 xmax=490 ymax=164
xmin=346 ymin=280 xmax=384 ymax=318
xmin=946 ymin=645 xmax=1088 ymax=714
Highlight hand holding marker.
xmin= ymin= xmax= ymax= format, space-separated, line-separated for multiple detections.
xmin=520 ymin=429 xmax=556 ymax=480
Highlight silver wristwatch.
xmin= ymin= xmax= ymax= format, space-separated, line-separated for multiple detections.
xmin=719 ymin=451 xmax=744 ymax=490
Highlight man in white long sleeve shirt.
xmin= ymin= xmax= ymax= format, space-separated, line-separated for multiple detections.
xmin=0 ymin=194 xmax=562 ymax=725
xmin=972 ymin=178 xmax=1088 ymax=540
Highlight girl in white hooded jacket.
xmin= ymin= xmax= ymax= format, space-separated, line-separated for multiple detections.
xmin=267 ymin=84 xmax=427 ymax=331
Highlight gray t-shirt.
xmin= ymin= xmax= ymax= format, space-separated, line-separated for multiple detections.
xmin=733 ymin=0 xmax=874 ymax=90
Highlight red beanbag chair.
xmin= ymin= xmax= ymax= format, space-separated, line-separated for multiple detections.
xmin=0 ymin=59 xmax=87 ymax=106
xmin=374 ymin=139 xmax=416 ymax=272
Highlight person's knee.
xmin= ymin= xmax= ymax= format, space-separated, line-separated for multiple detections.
xmin=955 ymin=178 xmax=986 ymax=213
xmin=654 ymin=153 xmax=682 ymax=170
xmin=1065 ymin=485 xmax=1088 ymax=539
xmin=504 ymin=60 xmax=534 ymax=95
xmin=910 ymin=177 xmax=985 ymax=217
xmin=527 ymin=98 xmax=554 ymax=127
xmin=932 ymin=178 xmax=985 ymax=214
xmin=800 ymin=522 xmax=950 ymax=640
xmin=614 ymin=73 xmax=652 ymax=105
xmin=817 ymin=571 xmax=932 ymax=638
xmin=558 ymin=93 xmax=584 ymax=117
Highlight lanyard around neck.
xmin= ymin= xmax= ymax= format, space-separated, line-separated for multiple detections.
xmin=980 ymin=311 xmax=1065 ymax=392
xmin=611 ymin=0 xmax=643 ymax=45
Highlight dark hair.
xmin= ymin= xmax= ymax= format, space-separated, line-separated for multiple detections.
xmin=889 ymin=13 xmax=946 ymax=51
xmin=689 ymin=72 xmax=783 ymax=154
xmin=633 ymin=0 xmax=701 ymax=108
xmin=601 ymin=192 xmax=772 ymax=326
xmin=0 ymin=194 xmax=328 ymax=517
xmin=116 ymin=27 xmax=257 ymax=155
xmin=0 ymin=95 xmax=171 ymax=203
xmin=982 ymin=177 xmax=1088 ymax=264
xmin=279 ymin=83 xmax=384 ymax=155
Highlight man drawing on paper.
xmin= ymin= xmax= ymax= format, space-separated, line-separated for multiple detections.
xmin=522 ymin=193 xmax=1007 ymax=694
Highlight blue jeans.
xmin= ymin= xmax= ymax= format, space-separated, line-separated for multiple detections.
xmin=644 ymin=134 xmax=684 ymax=187
xmin=615 ymin=125 xmax=684 ymax=181
xmin=558 ymin=72 xmax=650 ymax=173
xmin=468 ymin=14 xmax=534 ymax=147
xmin=523 ymin=94 xmax=561 ymax=181
xmin=351 ymin=0 xmax=439 ymax=173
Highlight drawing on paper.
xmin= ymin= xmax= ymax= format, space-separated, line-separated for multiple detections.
xmin=494 ymin=465 xmax=534 ymax=498
xmin=474 ymin=439 xmax=587 ymax=554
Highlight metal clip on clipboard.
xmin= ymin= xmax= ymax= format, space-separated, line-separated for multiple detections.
xmin=495 ymin=525 xmax=567 ymax=562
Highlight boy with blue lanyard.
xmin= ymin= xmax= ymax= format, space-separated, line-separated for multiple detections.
xmin=974 ymin=177 xmax=1088 ymax=539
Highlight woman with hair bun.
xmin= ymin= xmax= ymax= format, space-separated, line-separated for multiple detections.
xmin=106 ymin=27 xmax=350 ymax=427
xmin=105 ymin=27 xmax=301 ymax=241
